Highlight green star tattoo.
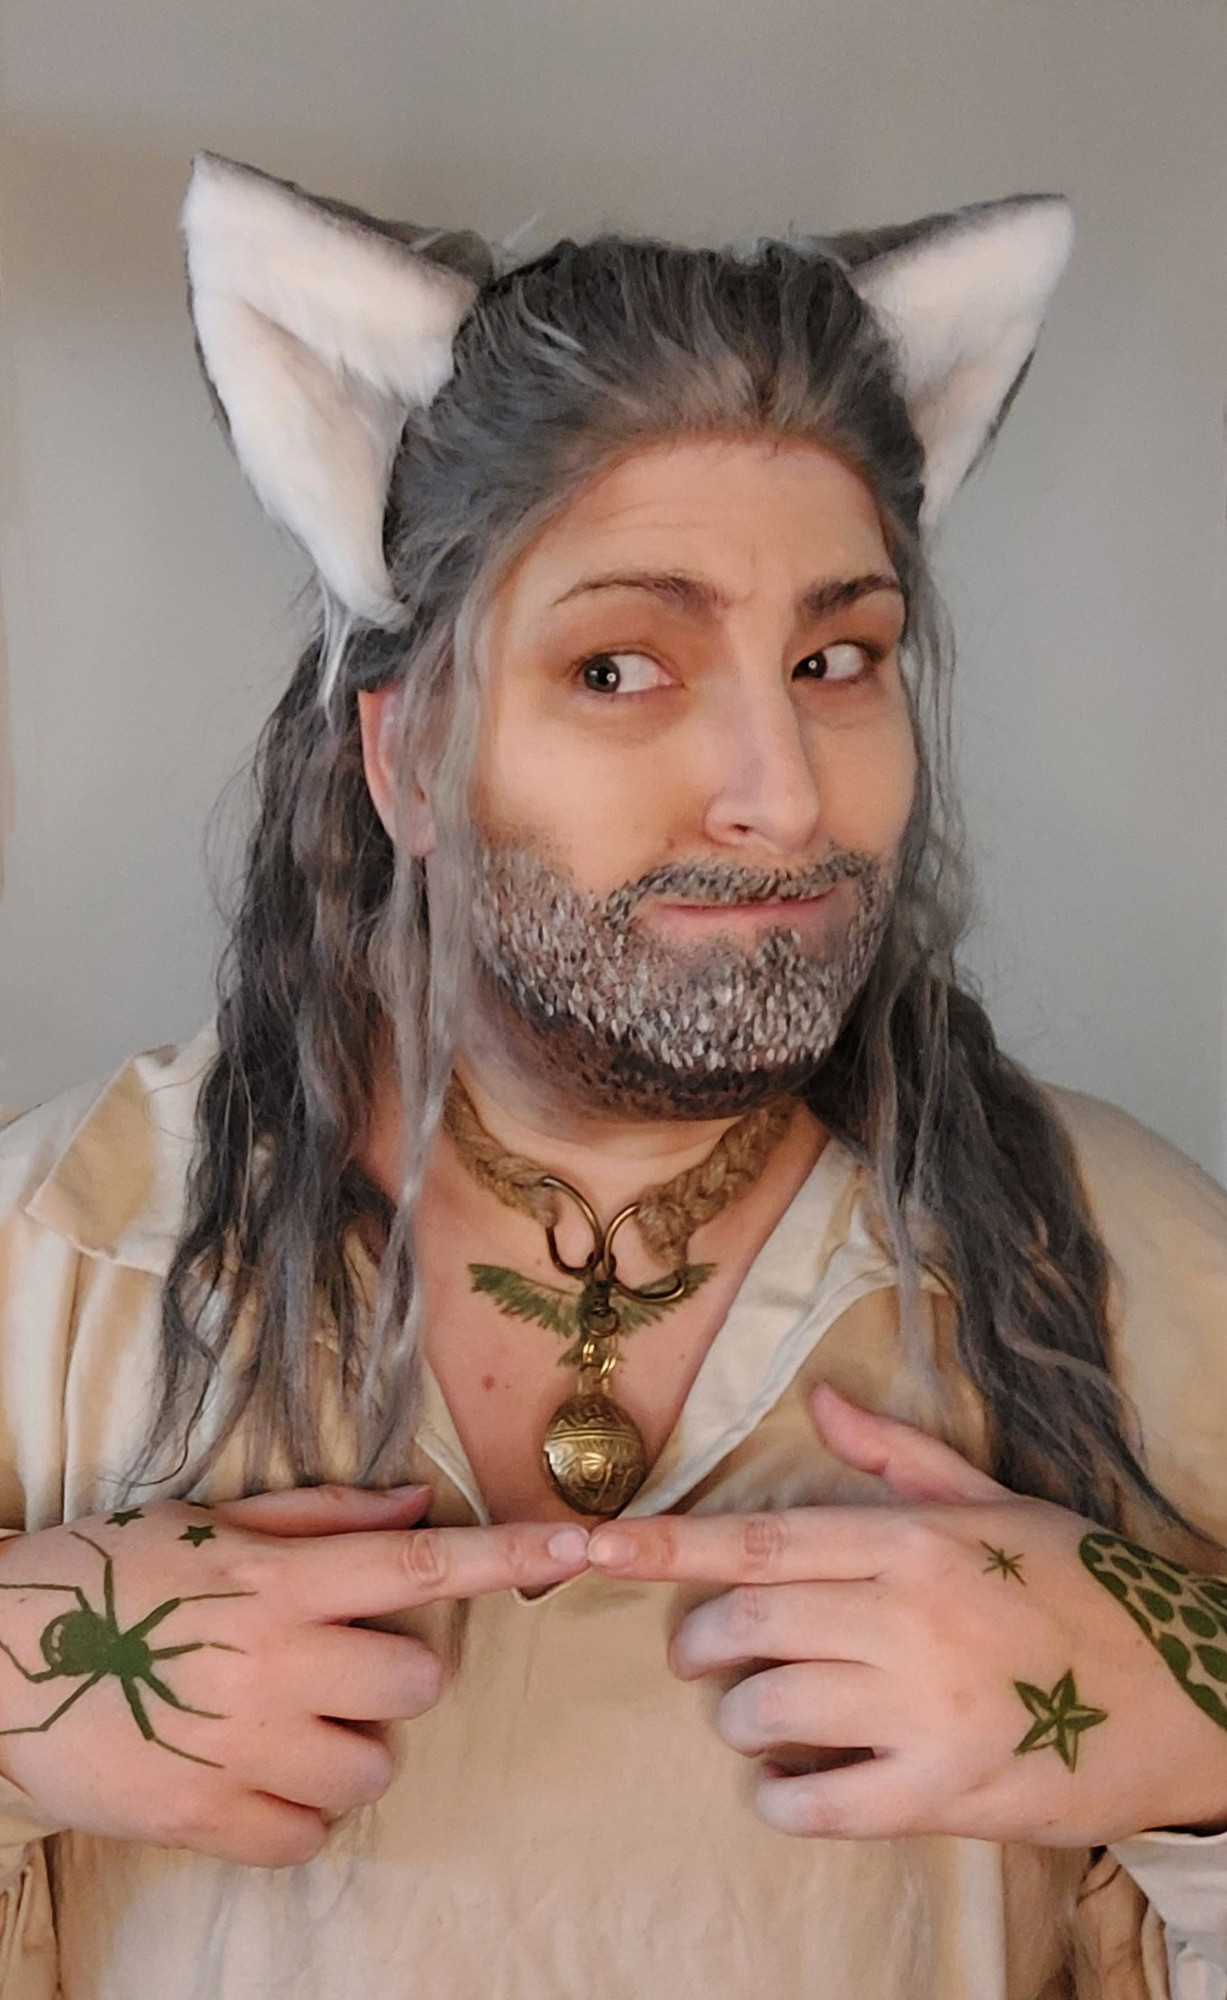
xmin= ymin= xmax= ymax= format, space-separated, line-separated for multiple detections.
xmin=1012 ymin=1670 xmax=1108 ymax=1771
xmin=981 ymin=1543 xmax=1026 ymax=1583
xmin=179 ymin=1524 xmax=215 ymax=1548
xmin=106 ymin=1509 xmax=143 ymax=1528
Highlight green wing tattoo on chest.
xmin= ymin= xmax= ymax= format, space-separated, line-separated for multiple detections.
xmin=468 ymin=1261 xmax=715 ymax=1367
xmin=1080 ymin=1529 xmax=1227 ymax=1731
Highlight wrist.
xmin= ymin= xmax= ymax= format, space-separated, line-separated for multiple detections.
xmin=1150 ymin=1812 xmax=1227 ymax=1837
xmin=1146 ymin=1749 xmax=1227 ymax=1838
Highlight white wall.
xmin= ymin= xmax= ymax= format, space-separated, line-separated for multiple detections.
xmin=1 ymin=0 xmax=1225 ymax=1173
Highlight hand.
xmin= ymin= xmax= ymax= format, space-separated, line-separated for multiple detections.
xmin=587 ymin=1386 xmax=1227 ymax=1846
xmin=0 ymin=1487 xmax=588 ymax=1866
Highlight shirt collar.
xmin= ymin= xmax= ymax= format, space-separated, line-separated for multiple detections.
xmin=27 ymin=1032 xmax=913 ymax=1517
xmin=23 ymin=1026 xmax=217 ymax=1274
xmin=416 ymin=1135 xmax=909 ymax=1522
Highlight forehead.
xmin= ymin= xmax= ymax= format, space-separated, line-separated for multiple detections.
xmin=497 ymin=435 xmax=895 ymax=614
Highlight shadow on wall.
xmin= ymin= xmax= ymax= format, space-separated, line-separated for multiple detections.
xmin=0 ymin=569 xmax=12 ymax=901
xmin=0 ymin=118 xmax=545 ymax=924
xmin=0 ymin=122 xmax=209 ymax=910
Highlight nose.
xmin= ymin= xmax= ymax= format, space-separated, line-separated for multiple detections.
xmin=700 ymin=676 xmax=824 ymax=857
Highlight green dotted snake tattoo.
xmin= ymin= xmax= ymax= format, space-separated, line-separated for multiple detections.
xmin=0 ymin=1529 xmax=253 ymax=1765
xmin=1080 ymin=1529 xmax=1227 ymax=1733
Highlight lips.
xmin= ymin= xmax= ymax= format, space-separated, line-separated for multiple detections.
xmin=646 ymin=886 xmax=843 ymax=931
xmin=662 ymin=891 xmax=835 ymax=916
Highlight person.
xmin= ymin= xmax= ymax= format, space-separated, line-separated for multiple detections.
xmin=0 ymin=152 xmax=1224 ymax=2000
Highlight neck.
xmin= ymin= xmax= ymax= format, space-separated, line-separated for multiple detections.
xmin=360 ymin=1030 xmax=828 ymax=1253
xmin=360 ymin=1024 xmax=830 ymax=1525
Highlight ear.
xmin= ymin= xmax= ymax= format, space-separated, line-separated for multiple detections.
xmin=845 ymin=194 xmax=1074 ymax=532
xmin=181 ymin=153 xmax=480 ymax=623
xmin=357 ymin=686 xmax=437 ymax=856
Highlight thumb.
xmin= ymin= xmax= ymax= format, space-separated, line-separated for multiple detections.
xmin=214 ymin=1482 xmax=434 ymax=1538
xmin=809 ymin=1383 xmax=1004 ymax=1504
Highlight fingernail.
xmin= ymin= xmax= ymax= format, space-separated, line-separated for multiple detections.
xmin=548 ymin=1528 xmax=589 ymax=1563
xmin=588 ymin=1529 xmax=632 ymax=1566
xmin=384 ymin=1484 xmax=432 ymax=1499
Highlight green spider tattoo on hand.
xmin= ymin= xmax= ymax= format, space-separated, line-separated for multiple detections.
xmin=0 ymin=1530 xmax=253 ymax=1765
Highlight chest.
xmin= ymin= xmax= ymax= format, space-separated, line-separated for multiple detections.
xmin=419 ymin=1240 xmax=752 ymax=1523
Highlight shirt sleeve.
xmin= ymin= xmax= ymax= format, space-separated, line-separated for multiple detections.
xmin=1048 ymin=1095 xmax=1227 ymax=1994
xmin=0 ymin=1531 xmax=63 ymax=2000
xmin=0 ymin=1532 xmax=70 ymax=1863
xmin=1112 ymin=1831 xmax=1227 ymax=1997
xmin=0 ymin=1107 xmax=111 ymax=1994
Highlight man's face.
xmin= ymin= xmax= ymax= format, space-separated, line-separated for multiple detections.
xmin=360 ymin=434 xmax=918 ymax=1116
xmin=463 ymin=436 xmax=918 ymax=1116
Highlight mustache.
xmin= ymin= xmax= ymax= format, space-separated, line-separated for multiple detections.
xmin=601 ymin=850 xmax=875 ymax=924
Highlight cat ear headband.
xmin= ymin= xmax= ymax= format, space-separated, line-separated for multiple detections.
xmin=181 ymin=152 xmax=1074 ymax=626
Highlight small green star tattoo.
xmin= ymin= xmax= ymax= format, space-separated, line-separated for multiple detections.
xmin=106 ymin=1508 xmax=144 ymax=1528
xmin=179 ymin=1524 xmax=215 ymax=1548
xmin=981 ymin=1542 xmax=1026 ymax=1583
xmin=1012 ymin=1670 xmax=1109 ymax=1771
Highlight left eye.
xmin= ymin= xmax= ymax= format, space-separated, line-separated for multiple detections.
xmin=794 ymin=643 xmax=871 ymax=683
xmin=579 ymin=652 xmax=670 ymax=695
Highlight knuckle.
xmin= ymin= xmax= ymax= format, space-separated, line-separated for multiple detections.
xmin=497 ymin=1526 xmax=539 ymax=1579
xmin=875 ymin=1779 xmax=928 ymax=1841
xmin=353 ymin=1739 xmax=394 ymax=1805
xmin=791 ymin=1793 xmax=841 ymax=1838
xmin=267 ymin=1817 xmax=328 ymax=1869
xmin=740 ymin=1671 xmax=786 ymax=1739
xmin=749 ymin=1684 xmax=784 ymax=1740
xmin=893 ymin=1517 xmax=944 ymax=1573
xmin=740 ymin=1513 xmax=790 ymax=1577
xmin=625 ymin=1522 xmax=675 ymax=1570
xmin=727 ymin=1586 xmax=770 ymax=1645
xmin=159 ymin=1795 xmax=223 ymax=1853
xmin=652 ymin=1523 xmax=680 ymax=1567
xmin=227 ymin=1542 xmax=293 ymax=1600
xmin=406 ymin=1648 xmax=446 ymax=1711
xmin=279 ymin=1824 xmax=329 ymax=1864
xmin=399 ymin=1529 xmax=450 ymax=1594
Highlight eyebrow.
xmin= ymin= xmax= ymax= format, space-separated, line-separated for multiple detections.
xmin=550 ymin=568 xmax=906 ymax=621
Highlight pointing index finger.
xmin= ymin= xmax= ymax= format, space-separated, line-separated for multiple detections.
xmin=587 ymin=1508 xmax=894 ymax=1585
xmin=286 ymin=1522 xmax=589 ymax=1620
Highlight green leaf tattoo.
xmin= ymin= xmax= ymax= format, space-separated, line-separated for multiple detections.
xmin=468 ymin=1261 xmax=716 ymax=1366
xmin=1013 ymin=1670 xmax=1109 ymax=1771
xmin=0 ymin=1529 xmax=253 ymax=1765
xmin=981 ymin=1543 xmax=1026 ymax=1583
xmin=1080 ymin=1529 xmax=1227 ymax=1733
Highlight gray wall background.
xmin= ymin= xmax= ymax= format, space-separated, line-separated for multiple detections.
xmin=1 ymin=1 xmax=1225 ymax=1175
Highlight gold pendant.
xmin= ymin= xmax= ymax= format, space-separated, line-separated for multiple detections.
xmin=542 ymin=1389 xmax=648 ymax=1518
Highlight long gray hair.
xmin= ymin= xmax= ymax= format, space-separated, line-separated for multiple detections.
xmin=147 ymin=222 xmax=1177 ymax=1528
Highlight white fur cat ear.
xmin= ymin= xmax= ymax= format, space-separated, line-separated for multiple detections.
xmin=847 ymin=195 xmax=1074 ymax=531
xmin=181 ymin=153 xmax=480 ymax=623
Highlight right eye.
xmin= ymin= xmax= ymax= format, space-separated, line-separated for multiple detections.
xmin=578 ymin=652 xmax=671 ymax=696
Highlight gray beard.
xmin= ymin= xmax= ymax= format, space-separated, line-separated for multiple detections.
xmin=467 ymin=838 xmax=894 ymax=1118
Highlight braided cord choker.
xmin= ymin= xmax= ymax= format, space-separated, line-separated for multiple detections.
xmin=442 ymin=1078 xmax=794 ymax=1516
